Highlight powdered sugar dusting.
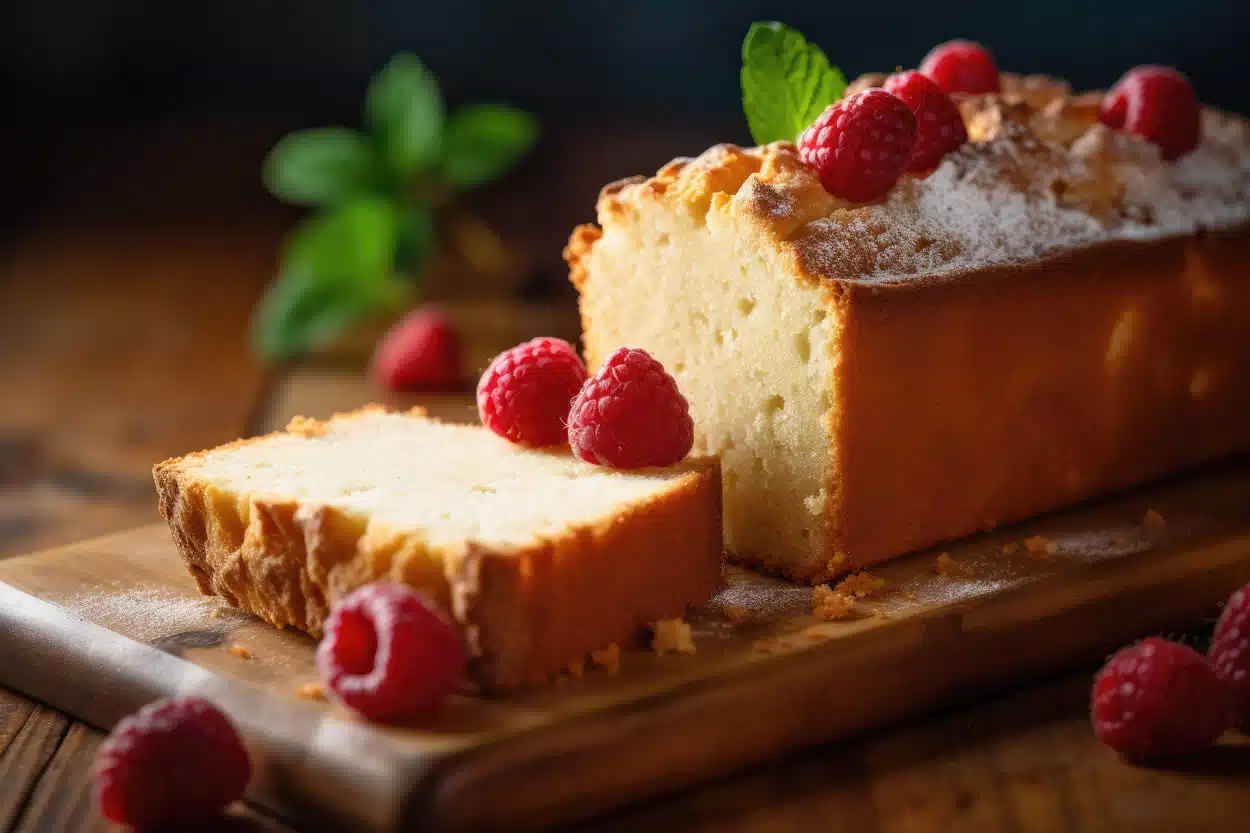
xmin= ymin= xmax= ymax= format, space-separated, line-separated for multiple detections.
xmin=708 ymin=572 xmax=812 ymax=619
xmin=61 ymin=584 xmax=247 ymax=643
xmin=780 ymin=97 xmax=1250 ymax=285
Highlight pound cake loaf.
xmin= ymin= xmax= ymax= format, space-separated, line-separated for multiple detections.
xmin=568 ymin=72 xmax=1250 ymax=583
xmin=153 ymin=406 xmax=722 ymax=690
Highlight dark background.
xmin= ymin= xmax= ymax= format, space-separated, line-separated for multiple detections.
xmin=4 ymin=1 xmax=1249 ymax=128
xmin=1 ymin=1 xmax=1248 ymax=296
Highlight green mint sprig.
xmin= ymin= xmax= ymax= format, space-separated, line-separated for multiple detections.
xmin=254 ymin=53 xmax=538 ymax=361
xmin=741 ymin=22 xmax=847 ymax=145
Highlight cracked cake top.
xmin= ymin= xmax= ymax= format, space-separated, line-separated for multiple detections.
xmin=581 ymin=73 xmax=1250 ymax=288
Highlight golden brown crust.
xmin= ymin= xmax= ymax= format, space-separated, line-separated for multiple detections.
xmin=153 ymin=407 xmax=723 ymax=691
xmin=830 ymin=228 xmax=1250 ymax=570
xmin=563 ymin=223 xmax=602 ymax=292
xmin=567 ymin=73 xmax=1250 ymax=293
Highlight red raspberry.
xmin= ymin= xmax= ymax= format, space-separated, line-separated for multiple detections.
xmin=883 ymin=71 xmax=969 ymax=172
xmin=567 ymin=347 xmax=693 ymax=469
xmin=797 ymin=89 xmax=917 ymax=203
xmin=316 ymin=582 xmax=465 ymax=723
xmin=93 ymin=696 xmax=251 ymax=828
xmin=1091 ymin=637 xmax=1231 ymax=761
xmin=1210 ymin=583 xmax=1250 ymax=731
xmin=1099 ymin=65 xmax=1201 ymax=161
xmin=477 ymin=337 xmax=588 ymax=447
xmin=372 ymin=307 xmax=461 ymax=392
xmin=919 ymin=40 xmax=1000 ymax=95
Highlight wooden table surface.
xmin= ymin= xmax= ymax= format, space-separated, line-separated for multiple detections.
xmin=2 ymin=120 xmax=1249 ymax=832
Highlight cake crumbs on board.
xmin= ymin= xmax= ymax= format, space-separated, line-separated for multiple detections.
xmin=935 ymin=553 xmax=975 ymax=577
xmin=1024 ymin=535 xmax=1058 ymax=557
xmin=1143 ymin=508 xmax=1168 ymax=531
xmin=295 ymin=682 xmax=326 ymax=701
xmin=226 ymin=645 xmax=252 ymax=660
xmin=812 ymin=585 xmax=857 ymax=621
xmin=833 ymin=571 xmax=886 ymax=599
xmin=811 ymin=551 xmax=849 ymax=584
xmin=1001 ymin=541 xmax=1020 ymax=555
xmin=651 ymin=619 xmax=696 ymax=655
xmin=589 ymin=644 xmax=621 ymax=675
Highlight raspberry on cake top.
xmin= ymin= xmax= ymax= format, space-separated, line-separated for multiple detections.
xmin=573 ymin=73 xmax=1250 ymax=293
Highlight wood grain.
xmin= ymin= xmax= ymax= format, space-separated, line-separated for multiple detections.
xmin=1 ymin=454 xmax=1248 ymax=831
xmin=0 ymin=691 xmax=38 ymax=756
xmin=0 ymin=119 xmax=290 ymax=832
xmin=0 ymin=706 xmax=69 ymax=831
xmin=567 ymin=674 xmax=1250 ymax=833
xmin=11 ymin=723 xmax=105 ymax=833
xmin=0 ymin=225 xmax=276 ymax=557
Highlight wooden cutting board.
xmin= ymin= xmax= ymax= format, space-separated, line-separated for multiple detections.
xmin=1 ymin=455 xmax=1249 ymax=832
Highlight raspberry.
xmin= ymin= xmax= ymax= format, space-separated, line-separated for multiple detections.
xmin=797 ymin=89 xmax=917 ymax=203
xmin=372 ymin=308 xmax=461 ymax=392
xmin=93 ymin=696 xmax=251 ymax=828
xmin=477 ymin=337 xmax=588 ymax=447
xmin=1099 ymin=66 xmax=1201 ymax=161
xmin=1210 ymin=583 xmax=1250 ymax=731
xmin=883 ymin=71 xmax=969 ymax=172
xmin=1091 ymin=637 xmax=1231 ymax=761
xmin=567 ymin=347 xmax=693 ymax=469
xmin=919 ymin=40 xmax=1000 ymax=95
xmin=316 ymin=582 xmax=466 ymax=723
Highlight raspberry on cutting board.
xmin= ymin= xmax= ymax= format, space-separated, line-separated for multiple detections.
xmin=477 ymin=337 xmax=589 ymax=447
xmin=797 ymin=89 xmax=918 ymax=203
xmin=1091 ymin=637 xmax=1231 ymax=761
xmin=1209 ymin=582 xmax=1250 ymax=731
xmin=93 ymin=696 xmax=252 ymax=828
xmin=316 ymin=582 xmax=467 ymax=723
xmin=372 ymin=307 xmax=462 ymax=392
xmin=568 ymin=347 xmax=694 ymax=469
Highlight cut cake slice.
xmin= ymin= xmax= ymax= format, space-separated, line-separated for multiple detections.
xmin=153 ymin=406 xmax=723 ymax=691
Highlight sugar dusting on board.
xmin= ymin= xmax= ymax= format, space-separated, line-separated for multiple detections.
xmin=60 ymin=584 xmax=248 ymax=643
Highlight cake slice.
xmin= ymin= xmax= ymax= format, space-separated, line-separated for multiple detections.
xmin=153 ymin=406 xmax=722 ymax=690
xmin=568 ymin=73 xmax=1250 ymax=583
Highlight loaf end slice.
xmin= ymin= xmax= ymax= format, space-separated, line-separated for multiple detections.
xmin=569 ymin=76 xmax=1250 ymax=583
xmin=153 ymin=406 xmax=723 ymax=691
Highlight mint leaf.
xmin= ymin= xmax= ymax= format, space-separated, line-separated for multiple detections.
xmin=394 ymin=204 xmax=435 ymax=276
xmin=282 ymin=197 xmax=399 ymax=283
xmin=366 ymin=53 xmax=444 ymax=176
xmin=262 ymin=127 xmax=377 ymax=206
xmin=252 ymin=265 xmax=392 ymax=361
xmin=741 ymin=22 xmax=847 ymax=145
xmin=254 ymin=197 xmax=402 ymax=361
xmin=439 ymin=104 xmax=538 ymax=189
